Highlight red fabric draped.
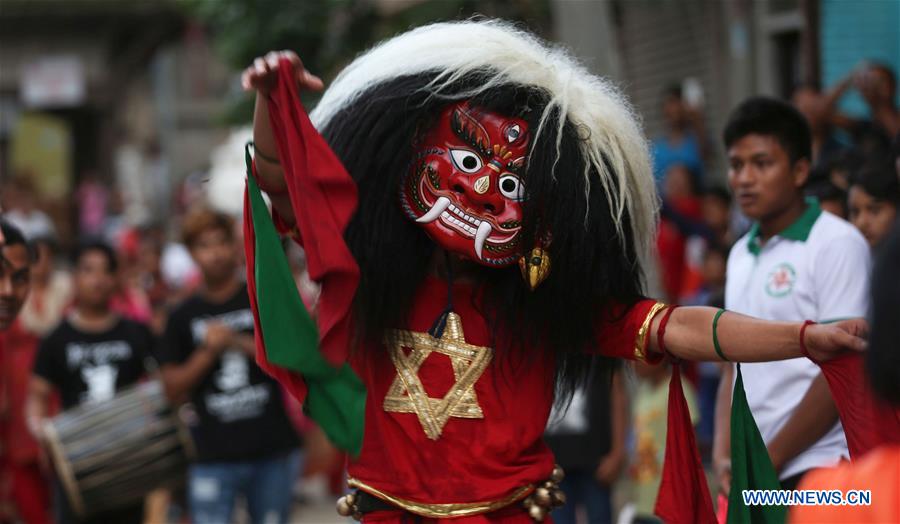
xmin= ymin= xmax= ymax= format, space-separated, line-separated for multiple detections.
xmin=654 ymin=363 xmax=717 ymax=524
xmin=243 ymin=186 xmax=310 ymax=402
xmin=261 ymin=57 xmax=360 ymax=368
xmin=817 ymin=353 xmax=900 ymax=457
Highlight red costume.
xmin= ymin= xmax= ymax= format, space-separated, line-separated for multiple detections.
xmin=346 ymin=278 xmax=658 ymax=519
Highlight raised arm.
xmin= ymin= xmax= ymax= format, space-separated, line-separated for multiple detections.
xmin=646 ymin=306 xmax=866 ymax=363
xmin=241 ymin=51 xmax=324 ymax=227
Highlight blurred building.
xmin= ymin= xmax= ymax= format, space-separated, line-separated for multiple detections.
xmin=3 ymin=0 xmax=895 ymax=231
xmin=0 ymin=0 xmax=232 ymax=239
xmin=819 ymin=0 xmax=900 ymax=117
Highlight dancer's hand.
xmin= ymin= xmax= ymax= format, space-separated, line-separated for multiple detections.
xmin=803 ymin=319 xmax=868 ymax=362
xmin=244 ymin=50 xmax=322 ymax=223
xmin=241 ymin=50 xmax=324 ymax=96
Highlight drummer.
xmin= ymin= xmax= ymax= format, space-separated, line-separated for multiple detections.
xmin=26 ymin=240 xmax=156 ymax=524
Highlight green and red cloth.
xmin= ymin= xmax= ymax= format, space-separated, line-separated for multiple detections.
xmin=242 ymin=56 xmax=364 ymax=456
xmin=659 ymin=354 xmax=900 ymax=524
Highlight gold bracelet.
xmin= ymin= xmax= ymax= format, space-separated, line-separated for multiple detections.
xmin=634 ymin=301 xmax=667 ymax=361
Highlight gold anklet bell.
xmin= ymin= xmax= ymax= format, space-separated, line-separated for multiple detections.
xmin=336 ymin=492 xmax=362 ymax=521
xmin=522 ymin=465 xmax=566 ymax=522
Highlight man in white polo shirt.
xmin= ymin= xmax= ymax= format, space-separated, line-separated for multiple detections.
xmin=713 ymin=97 xmax=871 ymax=494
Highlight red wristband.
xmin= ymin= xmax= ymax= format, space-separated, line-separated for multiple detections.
xmin=657 ymin=305 xmax=679 ymax=359
xmin=799 ymin=320 xmax=816 ymax=360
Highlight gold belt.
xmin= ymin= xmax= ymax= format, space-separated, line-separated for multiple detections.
xmin=346 ymin=477 xmax=535 ymax=518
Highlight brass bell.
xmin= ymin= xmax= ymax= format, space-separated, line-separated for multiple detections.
xmin=336 ymin=496 xmax=353 ymax=517
xmin=550 ymin=466 xmax=565 ymax=483
xmin=551 ymin=489 xmax=567 ymax=507
xmin=533 ymin=487 xmax=552 ymax=506
xmin=528 ymin=503 xmax=547 ymax=522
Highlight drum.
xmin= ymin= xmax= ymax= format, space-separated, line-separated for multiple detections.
xmin=43 ymin=380 xmax=194 ymax=517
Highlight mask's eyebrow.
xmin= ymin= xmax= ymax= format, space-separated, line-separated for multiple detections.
xmin=450 ymin=107 xmax=493 ymax=159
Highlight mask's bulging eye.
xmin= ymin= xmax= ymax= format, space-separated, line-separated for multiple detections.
xmin=450 ymin=149 xmax=483 ymax=173
xmin=505 ymin=124 xmax=522 ymax=143
xmin=499 ymin=175 xmax=525 ymax=201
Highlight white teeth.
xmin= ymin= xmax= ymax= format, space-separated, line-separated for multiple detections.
xmin=447 ymin=204 xmax=482 ymax=226
xmin=416 ymin=196 xmax=452 ymax=223
xmin=426 ymin=200 xmax=485 ymax=242
xmin=474 ymin=221 xmax=492 ymax=260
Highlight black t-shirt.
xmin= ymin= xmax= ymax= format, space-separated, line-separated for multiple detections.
xmin=33 ymin=317 xmax=154 ymax=410
xmin=156 ymin=284 xmax=299 ymax=463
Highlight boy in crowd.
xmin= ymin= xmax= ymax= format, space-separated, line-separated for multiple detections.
xmin=158 ymin=208 xmax=300 ymax=524
xmin=27 ymin=241 xmax=155 ymax=523
xmin=713 ymin=98 xmax=870 ymax=494
xmin=847 ymin=155 xmax=899 ymax=250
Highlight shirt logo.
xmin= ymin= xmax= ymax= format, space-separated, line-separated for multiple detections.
xmin=765 ymin=263 xmax=796 ymax=297
xmin=81 ymin=364 xmax=118 ymax=404
xmin=215 ymin=351 xmax=250 ymax=392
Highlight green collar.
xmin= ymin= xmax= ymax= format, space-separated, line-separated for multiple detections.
xmin=747 ymin=197 xmax=822 ymax=255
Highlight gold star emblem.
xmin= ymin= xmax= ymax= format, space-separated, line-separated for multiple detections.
xmin=383 ymin=312 xmax=493 ymax=440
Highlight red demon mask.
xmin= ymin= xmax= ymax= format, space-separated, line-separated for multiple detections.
xmin=400 ymin=102 xmax=529 ymax=266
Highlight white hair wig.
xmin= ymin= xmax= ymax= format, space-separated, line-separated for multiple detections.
xmin=310 ymin=19 xmax=658 ymax=269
